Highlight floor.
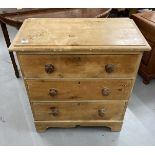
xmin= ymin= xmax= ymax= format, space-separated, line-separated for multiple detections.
xmin=0 ymin=25 xmax=155 ymax=146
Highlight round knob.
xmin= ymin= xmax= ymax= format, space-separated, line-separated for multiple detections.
xmin=49 ymin=88 xmax=57 ymax=96
xmin=45 ymin=64 xmax=54 ymax=74
xmin=98 ymin=108 xmax=106 ymax=117
xmin=49 ymin=107 xmax=59 ymax=116
xmin=101 ymin=88 xmax=110 ymax=96
xmin=105 ymin=64 xmax=114 ymax=73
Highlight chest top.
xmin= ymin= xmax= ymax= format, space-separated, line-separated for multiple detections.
xmin=9 ymin=18 xmax=150 ymax=52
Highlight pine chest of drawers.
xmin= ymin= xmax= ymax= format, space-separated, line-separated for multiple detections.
xmin=9 ymin=18 xmax=150 ymax=132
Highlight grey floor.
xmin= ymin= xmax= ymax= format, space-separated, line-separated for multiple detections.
xmin=0 ymin=25 xmax=155 ymax=146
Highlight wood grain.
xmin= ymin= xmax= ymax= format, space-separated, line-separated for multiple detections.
xmin=9 ymin=18 xmax=151 ymax=52
xmin=32 ymin=101 xmax=126 ymax=121
xmin=26 ymin=79 xmax=134 ymax=101
xmin=35 ymin=120 xmax=123 ymax=132
xmin=9 ymin=18 xmax=149 ymax=132
xmin=19 ymin=54 xmax=140 ymax=79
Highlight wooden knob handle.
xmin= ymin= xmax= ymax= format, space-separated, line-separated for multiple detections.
xmin=105 ymin=64 xmax=114 ymax=73
xmin=98 ymin=108 xmax=106 ymax=117
xmin=45 ymin=64 xmax=54 ymax=74
xmin=49 ymin=88 xmax=57 ymax=96
xmin=101 ymin=88 xmax=110 ymax=96
xmin=49 ymin=107 xmax=59 ymax=116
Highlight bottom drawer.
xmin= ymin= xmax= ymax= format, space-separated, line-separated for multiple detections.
xmin=32 ymin=101 xmax=126 ymax=121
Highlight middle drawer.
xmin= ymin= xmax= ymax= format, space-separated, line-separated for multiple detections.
xmin=26 ymin=79 xmax=133 ymax=101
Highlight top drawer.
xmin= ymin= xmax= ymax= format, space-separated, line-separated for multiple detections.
xmin=18 ymin=54 xmax=140 ymax=79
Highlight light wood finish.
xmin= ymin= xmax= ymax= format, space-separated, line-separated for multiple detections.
xmin=0 ymin=9 xmax=111 ymax=78
xmin=32 ymin=101 xmax=126 ymax=121
xmin=13 ymin=18 xmax=146 ymax=46
xmin=19 ymin=54 xmax=140 ymax=79
xmin=26 ymin=79 xmax=133 ymax=101
xmin=9 ymin=18 xmax=150 ymax=52
xmin=9 ymin=18 xmax=150 ymax=132
xmin=35 ymin=120 xmax=123 ymax=132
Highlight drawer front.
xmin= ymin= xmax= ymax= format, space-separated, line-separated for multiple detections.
xmin=19 ymin=54 xmax=140 ymax=78
xmin=26 ymin=79 xmax=133 ymax=101
xmin=32 ymin=101 xmax=126 ymax=121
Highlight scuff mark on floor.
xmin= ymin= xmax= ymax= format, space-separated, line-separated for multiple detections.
xmin=0 ymin=116 xmax=6 ymax=123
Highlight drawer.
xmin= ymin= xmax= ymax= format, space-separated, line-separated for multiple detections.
xmin=26 ymin=79 xmax=133 ymax=101
xmin=32 ymin=101 xmax=126 ymax=121
xmin=18 ymin=54 xmax=140 ymax=78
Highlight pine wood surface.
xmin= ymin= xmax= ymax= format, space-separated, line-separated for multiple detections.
xmin=9 ymin=18 xmax=150 ymax=132
xmin=32 ymin=101 xmax=126 ymax=121
xmin=18 ymin=54 xmax=140 ymax=79
xmin=26 ymin=79 xmax=134 ymax=101
xmin=9 ymin=18 xmax=150 ymax=52
xmin=35 ymin=120 xmax=123 ymax=132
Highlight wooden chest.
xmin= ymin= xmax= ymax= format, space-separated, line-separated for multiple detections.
xmin=9 ymin=18 xmax=150 ymax=132
xmin=132 ymin=11 xmax=155 ymax=84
